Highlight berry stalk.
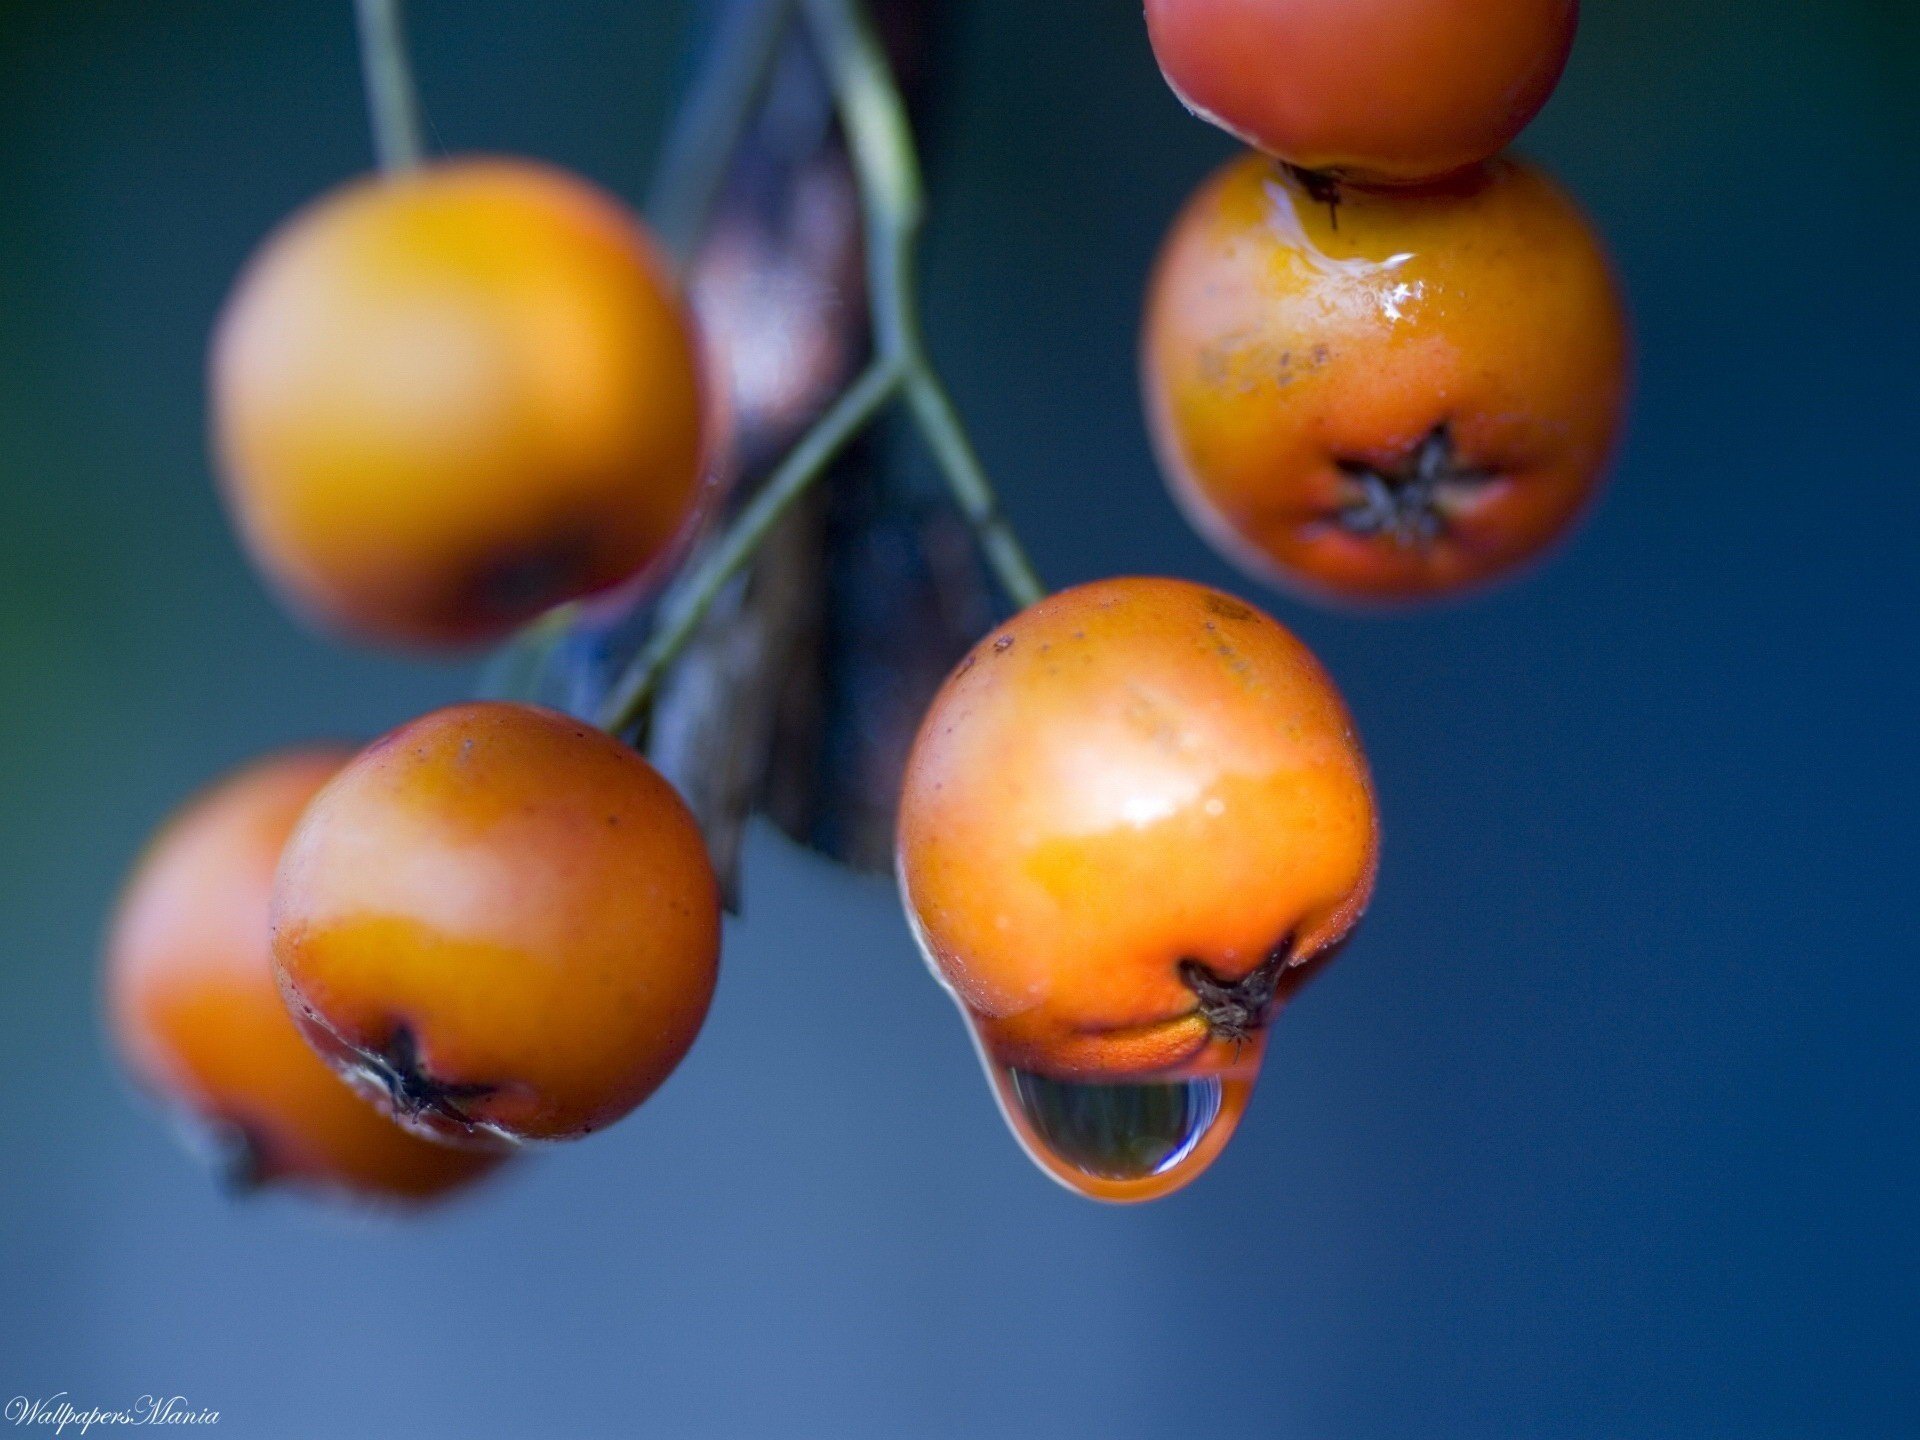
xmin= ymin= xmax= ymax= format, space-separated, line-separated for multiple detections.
xmin=585 ymin=0 xmax=1048 ymax=729
xmin=352 ymin=0 xmax=427 ymax=173
xmin=595 ymin=355 xmax=906 ymax=735
xmin=803 ymin=0 xmax=1047 ymax=612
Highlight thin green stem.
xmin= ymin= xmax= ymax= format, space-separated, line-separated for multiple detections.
xmin=595 ymin=357 xmax=905 ymax=733
xmin=803 ymin=0 xmax=1045 ymax=608
xmin=799 ymin=0 xmax=923 ymax=260
xmin=903 ymin=369 xmax=1046 ymax=608
xmin=647 ymin=0 xmax=798 ymax=265
xmin=353 ymin=0 xmax=427 ymax=173
xmin=583 ymin=0 xmax=1047 ymax=731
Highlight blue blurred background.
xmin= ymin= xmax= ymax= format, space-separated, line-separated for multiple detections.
xmin=1 ymin=1 xmax=1913 ymax=1434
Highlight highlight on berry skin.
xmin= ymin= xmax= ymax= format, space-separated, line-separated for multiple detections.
xmin=211 ymin=158 xmax=717 ymax=650
xmin=1142 ymin=152 xmax=1628 ymax=605
xmin=269 ymin=702 xmax=722 ymax=1146
xmin=896 ymin=577 xmax=1380 ymax=1201
xmin=104 ymin=749 xmax=506 ymax=1207
xmin=1145 ymin=0 xmax=1580 ymax=185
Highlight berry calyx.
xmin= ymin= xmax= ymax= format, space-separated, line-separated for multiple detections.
xmin=271 ymin=702 xmax=722 ymax=1144
xmin=1333 ymin=424 xmax=1498 ymax=549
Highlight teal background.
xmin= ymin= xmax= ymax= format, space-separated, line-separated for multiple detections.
xmin=1 ymin=2 xmax=1913 ymax=1435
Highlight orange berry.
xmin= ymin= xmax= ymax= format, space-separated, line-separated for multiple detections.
xmin=271 ymin=702 xmax=721 ymax=1144
xmin=1146 ymin=0 xmax=1578 ymax=184
xmin=211 ymin=158 xmax=714 ymax=648
xmin=1144 ymin=154 xmax=1627 ymax=603
xmin=104 ymin=750 xmax=503 ymax=1205
xmin=897 ymin=577 xmax=1378 ymax=1199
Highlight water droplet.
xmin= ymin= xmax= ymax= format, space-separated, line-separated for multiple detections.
xmin=969 ymin=1024 xmax=1257 ymax=1203
xmin=906 ymin=905 xmax=1261 ymax=1202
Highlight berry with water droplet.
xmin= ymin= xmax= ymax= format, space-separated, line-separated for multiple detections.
xmin=1143 ymin=154 xmax=1627 ymax=603
xmin=271 ymin=702 xmax=721 ymax=1144
xmin=897 ymin=577 xmax=1379 ymax=1200
xmin=105 ymin=750 xmax=505 ymax=1206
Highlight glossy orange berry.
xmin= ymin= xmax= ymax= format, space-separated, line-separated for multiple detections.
xmin=211 ymin=158 xmax=714 ymax=648
xmin=897 ymin=577 xmax=1378 ymax=1200
xmin=1143 ymin=154 xmax=1627 ymax=604
xmin=1145 ymin=0 xmax=1579 ymax=184
xmin=104 ymin=750 xmax=503 ymax=1205
xmin=271 ymin=702 xmax=720 ymax=1144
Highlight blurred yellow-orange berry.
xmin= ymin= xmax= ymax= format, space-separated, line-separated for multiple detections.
xmin=104 ymin=749 xmax=505 ymax=1205
xmin=211 ymin=158 xmax=714 ymax=648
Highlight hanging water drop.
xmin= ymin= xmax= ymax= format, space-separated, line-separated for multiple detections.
xmin=966 ymin=1018 xmax=1261 ymax=1203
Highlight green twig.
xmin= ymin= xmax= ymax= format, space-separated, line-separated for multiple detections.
xmin=587 ymin=0 xmax=1047 ymax=732
xmin=353 ymin=0 xmax=427 ymax=173
xmin=595 ymin=358 xmax=905 ymax=734
xmin=903 ymin=368 xmax=1045 ymax=610
xmin=802 ymin=0 xmax=1045 ymax=609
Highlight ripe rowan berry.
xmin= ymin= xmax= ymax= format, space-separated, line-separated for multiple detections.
xmin=105 ymin=750 xmax=503 ymax=1204
xmin=1143 ymin=153 xmax=1627 ymax=603
xmin=211 ymin=158 xmax=714 ymax=648
xmin=897 ymin=577 xmax=1378 ymax=1198
xmin=271 ymin=702 xmax=721 ymax=1144
xmin=1146 ymin=0 xmax=1579 ymax=184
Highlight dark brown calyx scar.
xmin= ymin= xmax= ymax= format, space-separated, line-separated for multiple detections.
xmin=1281 ymin=163 xmax=1343 ymax=228
xmin=1179 ymin=938 xmax=1295 ymax=1043
xmin=351 ymin=1023 xmax=496 ymax=1131
xmin=467 ymin=524 xmax=596 ymax=623
xmin=1334 ymin=423 xmax=1498 ymax=549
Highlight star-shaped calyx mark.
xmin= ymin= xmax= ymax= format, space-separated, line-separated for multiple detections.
xmin=1334 ymin=423 xmax=1499 ymax=549
xmin=1179 ymin=937 xmax=1296 ymax=1047
xmin=353 ymin=1023 xmax=496 ymax=1133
